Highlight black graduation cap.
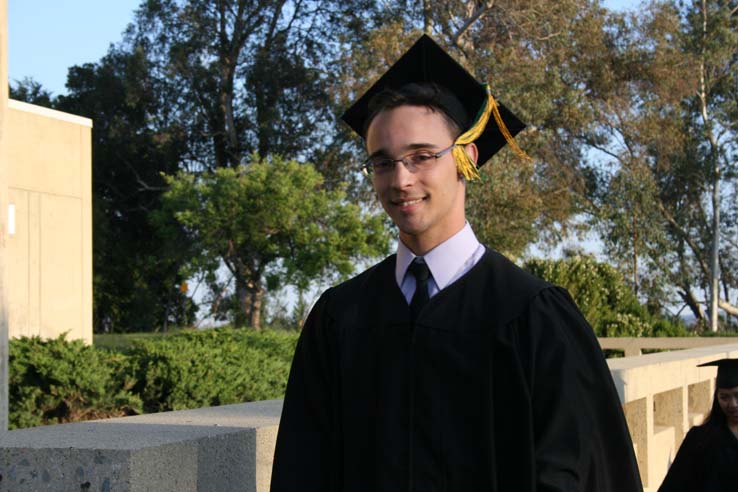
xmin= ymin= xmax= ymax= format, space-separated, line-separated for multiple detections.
xmin=698 ymin=358 xmax=738 ymax=388
xmin=341 ymin=34 xmax=529 ymax=178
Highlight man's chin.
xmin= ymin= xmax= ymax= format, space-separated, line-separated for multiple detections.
xmin=395 ymin=220 xmax=426 ymax=237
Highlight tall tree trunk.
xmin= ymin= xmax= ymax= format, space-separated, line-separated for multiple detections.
xmin=235 ymin=276 xmax=251 ymax=328
xmin=234 ymin=273 xmax=264 ymax=330
xmin=249 ymin=285 xmax=264 ymax=331
xmin=709 ymin=168 xmax=720 ymax=331
xmin=632 ymin=213 xmax=639 ymax=296
xmin=699 ymin=0 xmax=720 ymax=332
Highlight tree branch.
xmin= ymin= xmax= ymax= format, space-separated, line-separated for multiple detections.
xmin=718 ymin=300 xmax=738 ymax=317
xmin=657 ymin=201 xmax=710 ymax=278
xmin=452 ymin=1 xmax=496 ymax=48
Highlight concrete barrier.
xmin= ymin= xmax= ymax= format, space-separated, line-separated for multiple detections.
xmin=599 ymin=336 xmax=738 ymax=357
xmin=0 ymin=400 xmax=281 ymax=492
xmin=608 ymin=342 xmax=738 ymax=491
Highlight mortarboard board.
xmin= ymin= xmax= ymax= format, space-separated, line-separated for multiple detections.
xmin=341 ymin=34 xmax=530 ymax=181
xmin=698 ymin=358 xmax=738 ymax=388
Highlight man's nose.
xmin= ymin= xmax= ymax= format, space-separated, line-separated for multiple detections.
xmin=389 ymin=159 xmax=415 ymax=188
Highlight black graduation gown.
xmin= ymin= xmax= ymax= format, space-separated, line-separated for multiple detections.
xmin=271 ymin=249 xmax=642 ymax=492
xmin=659 ymin=422 xmax=738 ymax=492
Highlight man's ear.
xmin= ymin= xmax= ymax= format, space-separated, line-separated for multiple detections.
xmin=464 ymin=142 xmax=479 ymax=165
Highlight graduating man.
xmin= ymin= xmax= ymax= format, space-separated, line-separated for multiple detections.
xmin=271 ymin=35 xmax=642 ymax=492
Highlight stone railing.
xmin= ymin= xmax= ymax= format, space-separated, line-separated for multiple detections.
xmin=0 ymin=400 xmax=282 ymax=491
xmin=607 ymin=342 xmax=738 ymax=491
xmin=2 ymin=342 xmax=738 ymax=491
xmin=599 ymin=336 xmax=738 ymax=357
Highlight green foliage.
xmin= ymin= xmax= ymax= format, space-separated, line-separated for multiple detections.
xmin=125 ymin=0 xmax=366 ymax=167
xmin=8 ymin=336 xmax=141 ymax=430
xmin=581 ymin=1 xmax=738 ymax=328
xmin=524 ymin=256 xmax=689 ymax=337
xmin=55 ymin=48 xmax=195 ymax=333
xmin=125 ymin=329 xmax=298 ymax=412
xmin=9 ymin=77 xmax=54 ymax=107
xmin=8 ymin=330 xmax=299 ymax=429
xmin=157 ymin=155 xmax=389 ymax=327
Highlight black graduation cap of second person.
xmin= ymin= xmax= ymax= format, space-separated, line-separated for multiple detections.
xmin=698 ymin=358 xmax=738 ymax=388
xmin=341 ymin=34 xmax=529 ymax=181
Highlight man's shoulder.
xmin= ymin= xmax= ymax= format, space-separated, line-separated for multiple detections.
xmin=324 ymin=254 xmax=396 ymax=303
xmin=470 ymin=247 xmax=570 ymax=325
xmin=479 ymin=248 xmax=551 ymax=291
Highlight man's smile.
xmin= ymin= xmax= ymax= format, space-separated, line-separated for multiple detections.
xmin=392 ymin=197 xmax=427 ymax=209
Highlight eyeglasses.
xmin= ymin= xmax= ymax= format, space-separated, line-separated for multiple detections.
xmin=360 ymin=143 xmax=456 ymax=176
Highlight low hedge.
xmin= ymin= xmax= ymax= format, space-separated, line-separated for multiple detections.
xmin=8 ymin=329 xmax=299 ymax=430
xmin=125 ymin=329 xmax=298 ymax=412
xmin=8 ymin=335 xmax=142 ymax=429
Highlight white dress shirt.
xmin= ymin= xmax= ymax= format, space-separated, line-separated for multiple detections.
xmin=395 ymin=222 xmax=486 ymax=304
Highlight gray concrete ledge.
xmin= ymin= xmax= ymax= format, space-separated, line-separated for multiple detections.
xmin=0 ymin=399 xmax=282 ymax=492
xmin=599 ymin=336 xmax=738 ymax=357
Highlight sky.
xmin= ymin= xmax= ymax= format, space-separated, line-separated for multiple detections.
xmin=8 ymin=0 xmax=142 ymax=96
xmin=8 ymin=0 xmax=641 ymax=97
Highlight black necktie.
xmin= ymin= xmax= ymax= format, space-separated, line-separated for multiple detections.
xmin=408 ymin=259 xmax=431 ymax=320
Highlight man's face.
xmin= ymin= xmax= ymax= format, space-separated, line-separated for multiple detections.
xmin=366 ymin=105 xmax=467 ymax=253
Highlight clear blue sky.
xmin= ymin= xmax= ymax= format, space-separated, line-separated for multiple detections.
xmin=8 ymin=0 xmax=640 ymax=97
xmin=8 ymin=0 xmax=141 ymax=96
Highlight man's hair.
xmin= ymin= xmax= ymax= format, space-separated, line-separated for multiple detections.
xmin=363 ymin=82 xmax=468 ymax=139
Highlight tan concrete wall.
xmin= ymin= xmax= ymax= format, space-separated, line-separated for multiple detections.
xmin=1 ymin=0 xmax=11 ymax=432
xmin=608 ymin=343 xmax=738 ymax=491
xmin=4 ymin=100 xmax=92 ymax=344
xmin=0 ymin=400 xmax=283 ymax=492
xmin=599 ymin=336 xmax=738 ymax=356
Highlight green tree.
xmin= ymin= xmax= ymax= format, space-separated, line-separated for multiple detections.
xmin=682 ymin=0 xmax=738 ymax=330
xmin=9 ymin=77 xmax=54 ymax=107
xmin=579 ymin=1 xmax=738 ymax=329
xmin=124 ymin=0 xmax=372 ymax=170
xmin=10 ymin=0 xmax=388 ymax=331
xmin=158 ymin=155 xmax=389 ymax=329
xmin=55 ymin=48 xmax=195 ymax=332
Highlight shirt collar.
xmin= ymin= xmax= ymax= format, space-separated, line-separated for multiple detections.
xmin=395 ymin=222 xmax=481 ymax=289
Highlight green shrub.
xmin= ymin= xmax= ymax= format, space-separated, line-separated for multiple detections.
xmin=523 ymin=256 xmax=689 ymax=337
xmin=8 ymin=335 xmax=142 ymax=429
xmin=125 ymin=329 xmax=298 ymax=412
xmin=9 ymin=329 xmax=300 ymax=429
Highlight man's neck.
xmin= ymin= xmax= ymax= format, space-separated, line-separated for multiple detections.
xmin=399 ymin=221 xmax=466 ymax=256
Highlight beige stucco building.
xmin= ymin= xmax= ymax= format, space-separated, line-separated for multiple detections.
xmin=0 ymin=1 xmax=93 ymax=344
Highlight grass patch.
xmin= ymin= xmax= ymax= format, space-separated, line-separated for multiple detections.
xmin=94 ymin=328 xmax=195 ymax=350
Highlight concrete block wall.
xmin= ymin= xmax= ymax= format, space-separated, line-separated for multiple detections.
xmin=4 ymin=100 xmax=93 ymax=344
xmin=608 ymin=343 xmax=738 ymax=491
xmin=2 ymin=0 xmax=93 ymax=347
xmin=0 ymin=400 xmax=282 ymax=492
